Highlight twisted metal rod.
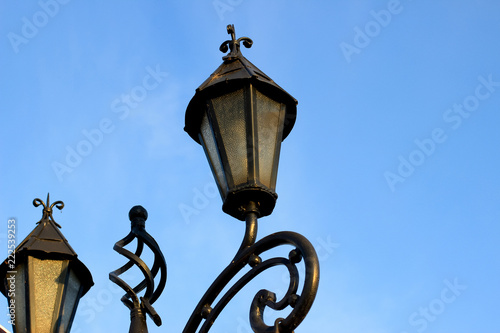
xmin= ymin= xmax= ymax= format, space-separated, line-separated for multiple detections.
xmin=109 ymin=206 xmax=167 ymax=333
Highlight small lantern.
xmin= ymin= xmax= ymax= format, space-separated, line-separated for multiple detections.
xmin=0 ymin=195 xmax=93 ymax=333
xmin=185 ymin=25 xmax=297 ymax=220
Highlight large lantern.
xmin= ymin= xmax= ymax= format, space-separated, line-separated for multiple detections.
xmin=185 ymin=25 xmax=297 ymax=220
xmin=0 ymin=195 xmax=93 ymax=333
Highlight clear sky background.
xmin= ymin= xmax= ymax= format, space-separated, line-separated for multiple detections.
xmin=1 ymin=1 xmax=499 ymax=332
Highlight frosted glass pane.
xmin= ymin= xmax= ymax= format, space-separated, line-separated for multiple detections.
xmin=200 ymin=112 xmax=228 ymax=198
xmin=211 ymin=89 xmax=248 ymax=186
xmin=10 ymin=263 xmax=27 ymax=332
xmin=59 ymin=269 xmax=81 ymax=332
xmin=256 ymin=89 xmax=284 ymax=188
xmin=29 ymin=257 xmax=66 ymax=333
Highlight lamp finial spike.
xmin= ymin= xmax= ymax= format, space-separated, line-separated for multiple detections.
xmin=33 ymin=193 xmax=64 ymax=228
xmin=219 ymin=24 xmax=253 ymax=60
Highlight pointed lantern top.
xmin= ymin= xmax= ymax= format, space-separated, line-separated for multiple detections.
xmin=184 ymin=24 xmax=298 ymax=144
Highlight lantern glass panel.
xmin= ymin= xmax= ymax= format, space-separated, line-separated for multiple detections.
xmin=255 ymin=89 xmax=285 ymax=189
xmin=29 ymin=257 xmax=66 ymax=333
xmin=200 ymin=113 xmax=228 ymax=198
xmin=59 ymin=269 xmax=82 ymax=332
xmin=9 ymin=263 xmax=27 ymax=332
xmin=210 ymin=88 xmax=248 ymax=187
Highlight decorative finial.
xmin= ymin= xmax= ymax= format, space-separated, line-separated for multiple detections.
xmin=33 ymin=193 xmax=64 ymax=228
xmin=129 ymin=205 xmax=148 ymax=229
xmin=219 ymin=24 xmax=253 ymax=60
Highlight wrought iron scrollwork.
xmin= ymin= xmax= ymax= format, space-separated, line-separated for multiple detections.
xmin=109 ymin=205 xmax=167 ymax=333
xmin=110 ymin=202 xmax=318 ymax=332
xmin=220 ymin=24 xmax=253 ymax=60
xmin=183 ymin=201 xmax=320 ymax=333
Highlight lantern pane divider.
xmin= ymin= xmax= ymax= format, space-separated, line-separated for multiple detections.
xmin=247 ymin=84 xmax=260 ymax=185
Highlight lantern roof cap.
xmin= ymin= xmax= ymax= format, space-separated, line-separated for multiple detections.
xmin=0 ymin=194 xmax=94 ymax=297
xmin=15 ymin=194 xmax=77 ymax=257
xmin=185 ymin=24 xmax=297 ymax=143
xmin=197 ymin=25 xmax=289 ymax=93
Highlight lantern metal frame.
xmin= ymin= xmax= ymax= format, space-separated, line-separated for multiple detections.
xmin=185 ymin=24 xmax=298 ymax=221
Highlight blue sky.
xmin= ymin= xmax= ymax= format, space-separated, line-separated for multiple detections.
xmin=1 ymin=1 xmax=499 ymax=332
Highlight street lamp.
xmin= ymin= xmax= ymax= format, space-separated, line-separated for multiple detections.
xmin=185 ymin=24 xmax=297 ymax=220
xmin=0 ymin=194 xmax=93 ymax=333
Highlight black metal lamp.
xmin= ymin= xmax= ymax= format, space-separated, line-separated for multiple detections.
xmin=0 ymin=195 xmax=93 ymax=333
xmin=185 ymin=24 xmax=298 ymax=220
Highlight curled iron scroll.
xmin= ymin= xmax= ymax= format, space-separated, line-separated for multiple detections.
xmin=33 ymin=193 xmax=64 ymax=227
xmin=219 ymin=24 xmax=253 ymax=59
xmin=183 ymin=222 xmax=320 ymax=333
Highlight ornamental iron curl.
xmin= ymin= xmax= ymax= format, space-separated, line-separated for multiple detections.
xmin=219 ymin=24 xmax=253 ymax=60
xmin=33 ymin=193 xmax=64 ymax=227
xmin=109 ymin=205 xmax=167 ymax=333
xmin=183 ymin=201 xmax=320 ymax=333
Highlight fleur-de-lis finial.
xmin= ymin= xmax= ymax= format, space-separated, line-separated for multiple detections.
xmin=33 ymin=193 xmax=64 ymax=228
xmin=219 ymin=24 xmax=253 ymax=60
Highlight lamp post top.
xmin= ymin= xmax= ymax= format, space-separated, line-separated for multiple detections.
xmin=14 ymin=194 xmax=77 ymax=258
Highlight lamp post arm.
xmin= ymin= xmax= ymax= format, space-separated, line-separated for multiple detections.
xmin=234 ymin=201 xmax=259 ymax=260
